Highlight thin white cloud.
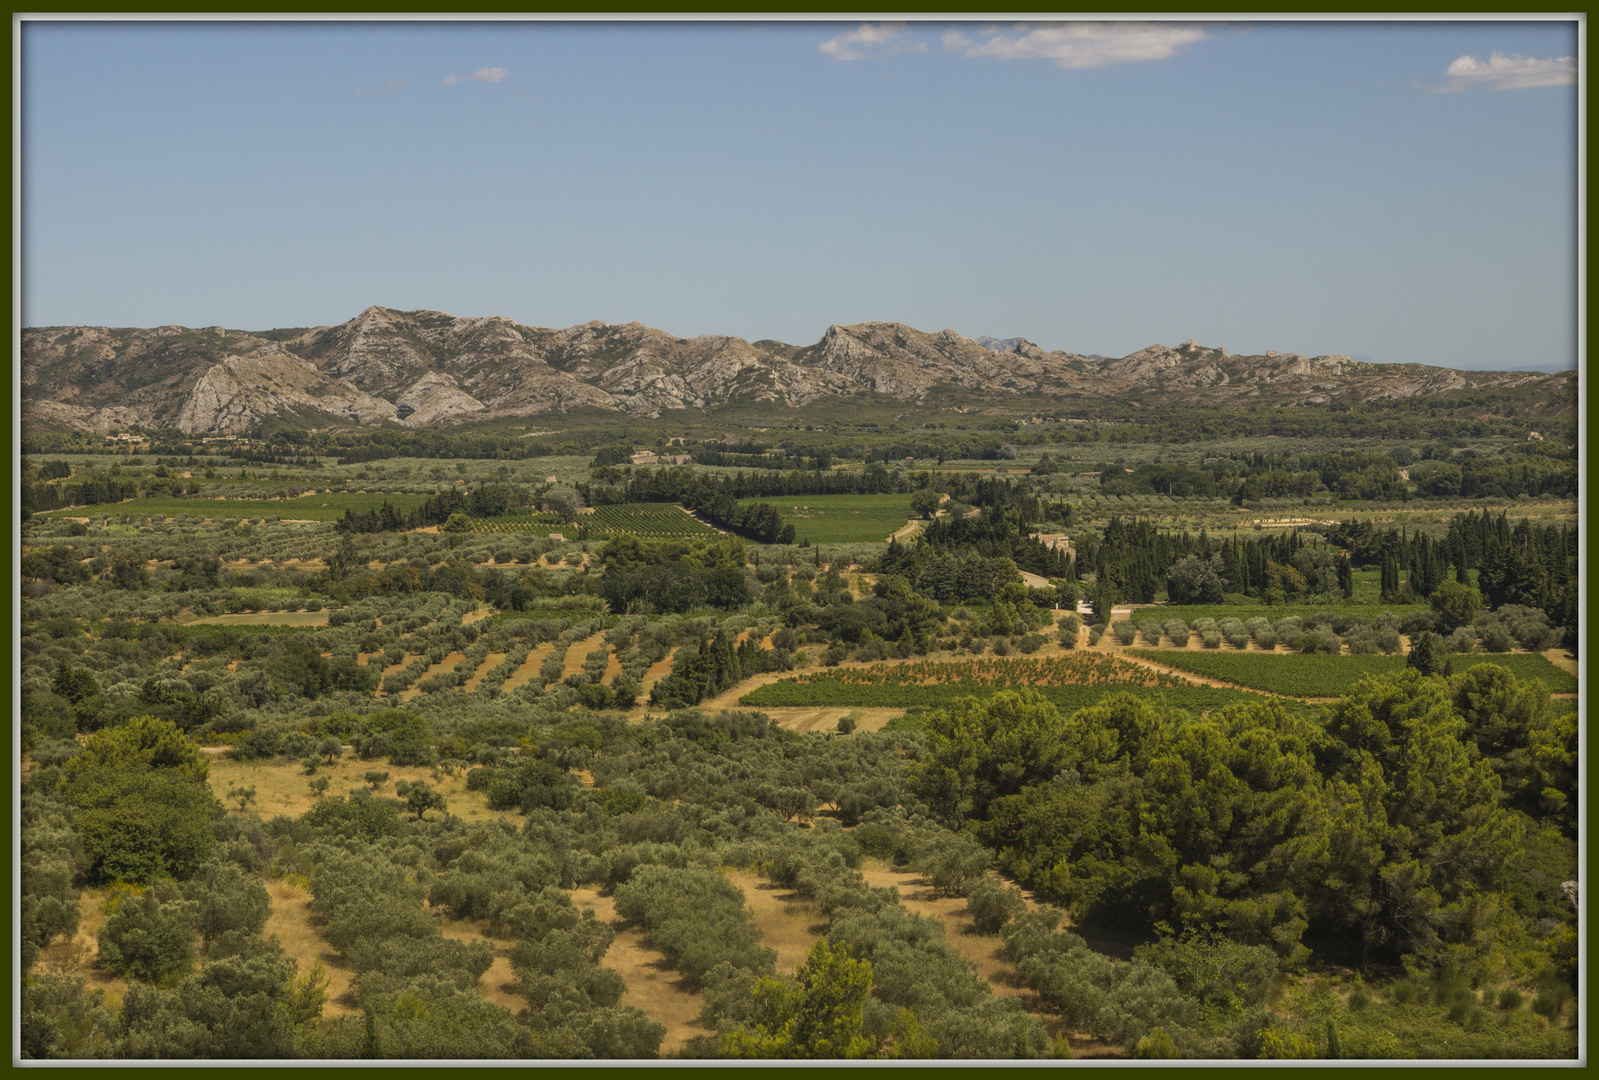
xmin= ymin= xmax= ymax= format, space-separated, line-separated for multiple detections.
xmin=356 ymin=78 xmax=405 ymax=94
xmin=944 ymin=22 xmax=1207 ymax=70
xmin=443 ymin=66 xmax=509 ymax=86
xmin=1430 ymin=52 xmax=1575 ymax=93
xmin=819 ymin=23 xmax=927 ymax=62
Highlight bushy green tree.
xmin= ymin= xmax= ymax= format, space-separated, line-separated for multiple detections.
xmin=910 ymin=690 xmax=1072 ymax=828
xmin=97 ymin=880 xmax=198 ymax=983
xmin=182 ymin=860 xmax=271 ymax=945
xmin=721 ymin=939 xmax=875 ymax=1059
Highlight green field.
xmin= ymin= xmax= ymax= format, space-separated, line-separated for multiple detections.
xmin=1123 ymin=600 xmax=1430 ymax=625
xmin=739 ymin=654 xmax=1282 ymax=716
xmin=37 ymin=491 xmax=430 ymax=522
xmin=745 ymin=678 xmax=1274 ymax=717
xmin=1131 ymin=649 xmax=1576 ymax=697
xmin=746 ymin=492 xmax=917 ymax=545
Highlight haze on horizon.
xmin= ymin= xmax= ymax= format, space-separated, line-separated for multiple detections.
xmin=20 ymin=18 xmax=1580 ymax=371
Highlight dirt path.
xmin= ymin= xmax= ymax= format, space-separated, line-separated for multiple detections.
xmin=698 ymin=669 xmax=801 ymax=712
xmin=888 ymin=518 xmax=923 ymax=543
xmin=569 ymin=888 xmax=710 ymax=1056
xmin=677 ymin=505 xmax=727 ymax=534
xmin=1109 ymin=652 xmax=1276 ymax=695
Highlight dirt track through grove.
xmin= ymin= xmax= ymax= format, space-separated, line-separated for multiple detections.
xmin=569 ymin=888 xmax=710 ymax=1056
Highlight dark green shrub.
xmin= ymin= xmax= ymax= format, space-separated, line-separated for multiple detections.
xmin=97 ymin=880 xmax=196 ymax=983
xmin=966 ymin=877 xmax=1027 ymax=934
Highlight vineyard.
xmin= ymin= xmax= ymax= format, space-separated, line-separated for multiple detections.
xmin=739 ymin=654 xmax=1266 ymax=714
xmin=586 ymin=504 xmax=722 ymax=538
xmin=1130 ymin=649 xmax=1577 ymax=697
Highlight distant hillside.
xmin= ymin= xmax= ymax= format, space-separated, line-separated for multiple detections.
xmin=22 ymin=307 xmax=1576 ymax=435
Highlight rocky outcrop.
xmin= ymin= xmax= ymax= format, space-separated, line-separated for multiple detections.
xmin=21 ymin=307 xmax=1577 ymax=433
xmin=172 ymin=351 xmax=399 ymax=434
xmin=394 ymin=372 xmax=485 ymax=426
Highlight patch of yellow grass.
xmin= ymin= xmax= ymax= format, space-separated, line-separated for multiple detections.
xmin=569 ymin=888 xmax=710 ymax=1056
xmin=501 ymin=642 xmax=556 ymax=693
xmin=264 ymin=879 xmax=358 ymax=1016
xmin=206 ymin=756 xmax=521 ymax=824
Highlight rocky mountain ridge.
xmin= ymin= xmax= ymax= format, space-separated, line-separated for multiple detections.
xmin=21 ymin=306 xmax=1575 ymax=434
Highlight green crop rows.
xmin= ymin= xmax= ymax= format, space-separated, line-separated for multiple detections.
xmin=741 ymin=656 xmax=1269 ymax=715
xmin=582 ymin=503 xmax=721 ymax=538
xmin=1130 ymin=649 xmax=1575 ymax=697
xmin=38 ymin=491 xmax=431 ymax=522
xmin=740 ymin=654 xmax=1248 ymax=711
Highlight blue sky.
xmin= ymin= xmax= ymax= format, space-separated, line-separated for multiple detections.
xmin=21 ymin=18 xmax=1579 ymax=370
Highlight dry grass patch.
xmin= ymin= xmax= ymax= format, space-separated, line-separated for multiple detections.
xmin=206 ymin=757 xmax=521 ymax=824
xmin=265 ymin=878 xmax=358 ymax=1016
xmin=463 ymin=652 xmax=509 ymax=692
xmin=569 ymin=887 xmax=710 ymax=1056
xmin=723 ymin=869 xmax=823 ymax=976
xmin=502 ymin=642 xmax=557 ymax=693
xmin=759 ymin=707 xmax=905 ymax=735
xmin=30 ymin=887 xmax=132 ymax=1003
xmin=432 ymin=910 xmax=525 ymax=1015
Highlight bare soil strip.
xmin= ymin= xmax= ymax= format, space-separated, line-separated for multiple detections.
xmin=638 ymin=654 xmax=678 ymax=699
xmin=855 ymin=861 xmax=1125 ymax=1058
xmin=462 ymin=652 xmax=509 ymax=692
xmin=559 ymin=632 xmax=610 ymax=682
xmin=501 ymin=642 xmax=557 ymax=694
xmin=184 ymin=610 xmax=331 ymax=627
xmin=569 ymin=888 xmax=710 ymax=1056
